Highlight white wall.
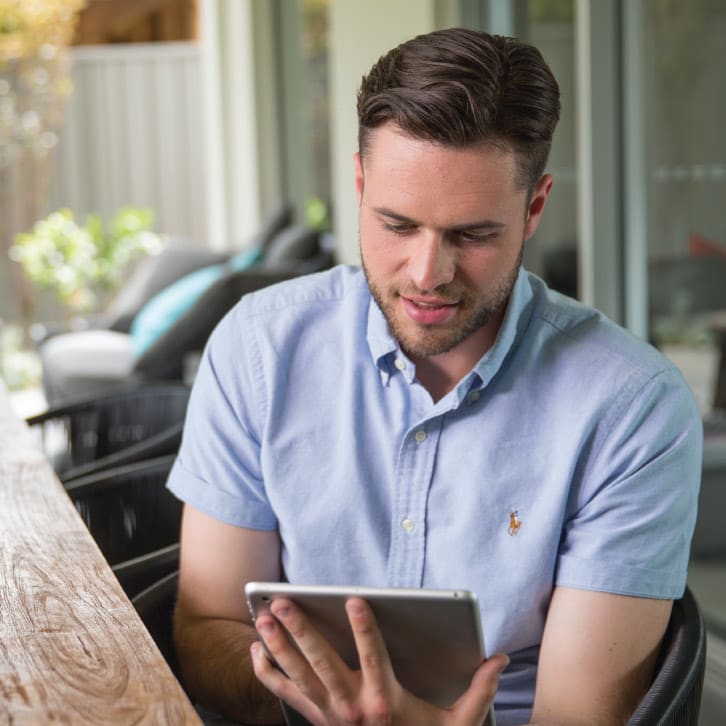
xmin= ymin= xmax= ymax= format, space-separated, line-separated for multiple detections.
xmin=45 ymin=42 xmax=207 ymax=243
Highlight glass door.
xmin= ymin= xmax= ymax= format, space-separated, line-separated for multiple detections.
xmin=627 ymin=0 xmax=726 ymax=415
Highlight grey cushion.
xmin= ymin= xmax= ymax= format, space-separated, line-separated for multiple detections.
xmin=256 ymin=204 xmax=294 ymax=253
xmin=260 ymin=225 xmax=320 ymax=269
xmin=40 ymin=330 xmax=136 ymax=405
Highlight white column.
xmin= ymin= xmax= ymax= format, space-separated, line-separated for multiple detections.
xmin=200 ymin=0 xmax=227 ymax=250
xmin=487 ymin=0 xmax=514 ymax=35
xmin=575 ymin=0 xmax=622 ymax=322
xmin=622 ymin=1 xmax=649 ymax=339
xmin=200 ymin=0 xmax=263 ymax=251
xmin=328 ymin=0 xmax=439 ymax=265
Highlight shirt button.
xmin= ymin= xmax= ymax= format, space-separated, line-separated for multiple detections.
xmin=469 ymin=390 xmax=481 ymax=403
xmin=414 ymin=429 xmax=427 ymax=443
xmin=401 ymin=517 xmax=415 ymax=533
xmin=394 ymin=358 xmax=406 ymax=371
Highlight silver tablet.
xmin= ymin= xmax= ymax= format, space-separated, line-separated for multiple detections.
xmin=245 ymin=582 xmax=491 ymax=715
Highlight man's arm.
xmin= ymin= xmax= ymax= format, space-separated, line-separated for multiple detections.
xmin=173 ymin=504 xmax=284 ymax=724
xmin=529 ymin=586 xmax=671 ymax=726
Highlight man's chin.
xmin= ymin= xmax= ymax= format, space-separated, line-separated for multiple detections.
xmin=393 ymin=322 xmax=463 ymax=359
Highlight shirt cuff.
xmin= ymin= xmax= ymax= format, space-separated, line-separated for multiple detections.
xmin=166 ymin=457 xmax=278 ymax=530
xmin=555 ymin=553 xmax=687 ymax=599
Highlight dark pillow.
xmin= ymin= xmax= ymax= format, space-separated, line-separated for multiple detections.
xmin=260 ymin=225 xmax=320 ymax=269
xmin=254 ymin=204 xmax=294 ymax=252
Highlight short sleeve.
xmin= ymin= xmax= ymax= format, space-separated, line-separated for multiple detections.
xmin=555 ymin=366 xmax=703 ymax=599
xmin=166 ymin=301 xmax=277 ymax=530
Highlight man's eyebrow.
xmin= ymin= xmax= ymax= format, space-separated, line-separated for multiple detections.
xmin=372 ymin=207 xmax=506 ymax=231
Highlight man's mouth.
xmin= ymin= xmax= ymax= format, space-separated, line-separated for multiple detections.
xmin=400 ymin=295 xmax=459 ymax=325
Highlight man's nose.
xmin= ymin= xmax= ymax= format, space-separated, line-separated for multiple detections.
xmin=408 ymin=232 xmax=456 ymax=292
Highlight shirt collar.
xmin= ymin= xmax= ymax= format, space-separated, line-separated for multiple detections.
xmin=366 ymin=267 xmax=535 ymax=391
xmin=367 ymin=297 xmax=417 ymax=385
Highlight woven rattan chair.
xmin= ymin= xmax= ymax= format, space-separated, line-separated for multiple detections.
xmin=65 ymin=455 xmax=182 ymax=572
xmin=628 ymin=587 xmax=706 ymax=725
xmin=27 ymin=383 xmax=189 ymax=483
xmin=132 ymin=570 xmax=182 ymax=681
xmin=112 ymin=542 xmax=180 ymax=599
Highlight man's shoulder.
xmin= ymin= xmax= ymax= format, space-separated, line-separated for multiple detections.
xmin=212 ymin=265 xmax=370 ymax=354
xmin=528 ymin=274 xmax=678 ymax=382
xmin=239 ymin=264 xmax=368 ymax=318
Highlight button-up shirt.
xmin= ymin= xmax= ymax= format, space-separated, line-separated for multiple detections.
xmin=168 ymin=265 xmax=702 ymax=725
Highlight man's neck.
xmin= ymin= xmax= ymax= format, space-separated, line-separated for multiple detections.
xmin=413 ymin=359 xmax=465 ymax=403
xmin=410 ymin=311 xmax=504 ymax=403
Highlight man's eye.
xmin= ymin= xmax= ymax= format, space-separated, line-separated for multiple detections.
xmin=457 ymin=231 xmax=496 ymax=244
xmin=383 ymin=222 xmax=415 ymax=236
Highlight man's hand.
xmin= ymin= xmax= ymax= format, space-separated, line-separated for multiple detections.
xmin=250 ymin=596 xmax=509 ymax=726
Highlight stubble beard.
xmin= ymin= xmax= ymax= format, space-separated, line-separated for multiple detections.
xmin=362 ymin=248 xmax=523 ymax=359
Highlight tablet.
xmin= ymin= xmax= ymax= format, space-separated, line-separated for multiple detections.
xmin=245 ymin=582 xmax=491 ymax=715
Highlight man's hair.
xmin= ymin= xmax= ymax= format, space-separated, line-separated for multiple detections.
xmin=357 ymin=28 xmax=561 ymax=192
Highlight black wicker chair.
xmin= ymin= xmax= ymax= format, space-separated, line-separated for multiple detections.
xmin=112 ymin=542 xmax=180 ymax=599
xmin=628 ymin=587 xmax=706 ymax=725
xmin=26 ymin=383 xmax=189 ymax=483
xmin=65 ymin=455 xmax=182 ymax=576
xmin=132 ymin=570 xmax=183 ymax=681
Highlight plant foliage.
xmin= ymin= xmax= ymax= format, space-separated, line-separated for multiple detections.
xmin=9 ymin=206 xmax=164 ymax=312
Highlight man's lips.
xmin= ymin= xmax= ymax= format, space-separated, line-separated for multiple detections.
xmin=400 ymin=295 xmax=459 ymax=325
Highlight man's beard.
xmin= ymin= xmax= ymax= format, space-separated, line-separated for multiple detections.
xmin=362 ymin=248 xmax=522 ymax=359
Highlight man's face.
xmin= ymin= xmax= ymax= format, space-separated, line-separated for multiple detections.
xmin=356 ymin=123 xmax=551 ymax=363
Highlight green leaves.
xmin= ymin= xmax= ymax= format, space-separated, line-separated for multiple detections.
xmin=9 ymin=206 xmax=165 ymax=312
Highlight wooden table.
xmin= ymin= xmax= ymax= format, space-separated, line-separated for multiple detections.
xmin=0 ymin=380 xmax=201 ymax=724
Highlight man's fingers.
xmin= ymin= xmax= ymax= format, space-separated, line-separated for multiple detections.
xmin=269 ymin=599 xmax=356 ymax=708
xmin=250 ymin=641 xmax=326 ymax=726
xmin=450 ymin=652 xmax=509 ymax=724
xmin=254 ymin=611 xmax=328 ymax=707
xmin=345 ymin=598 xmax=396 ymax=692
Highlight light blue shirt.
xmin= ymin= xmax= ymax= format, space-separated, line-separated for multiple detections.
xmin=168 ymin=265 xmax=702 ymax=725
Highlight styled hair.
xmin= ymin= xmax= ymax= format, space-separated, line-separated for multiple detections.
xmin=357 ymin=28 xmax=561 ymax=192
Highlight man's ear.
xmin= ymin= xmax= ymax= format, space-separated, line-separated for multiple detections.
xmin=524 ymin=174 xmax=553 ymax=241
xmin=354 ymin=152 xmax=364 ymax=204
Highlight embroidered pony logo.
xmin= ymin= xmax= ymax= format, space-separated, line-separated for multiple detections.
xmin=508 ymin=509 xmax=522 ymax=536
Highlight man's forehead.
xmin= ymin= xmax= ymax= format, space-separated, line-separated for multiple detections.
xmin=360 ymin=127 xmax=526 ymax=213
xmin=361 ymin=122 xmax=517 ymax=167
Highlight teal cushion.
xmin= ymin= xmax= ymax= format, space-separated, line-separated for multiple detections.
xmin=128 ymin=246 xmax=262 ymax=356
xmin=129 ymin=263 xmax=226 ymax=355
xmin=228 ymin=246 xmax=263 ymax=271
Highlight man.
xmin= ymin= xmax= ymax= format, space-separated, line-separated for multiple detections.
xmin=168 ymin=28 xmax=702 ymax=725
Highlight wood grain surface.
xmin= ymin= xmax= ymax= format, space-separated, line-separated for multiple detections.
xmin=0 ymin=382 xmax=201 ymax=724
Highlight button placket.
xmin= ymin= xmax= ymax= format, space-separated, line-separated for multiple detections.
xmin=387 ymin=416 xmax=443 ymax=588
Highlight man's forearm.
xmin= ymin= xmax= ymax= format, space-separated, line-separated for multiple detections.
xmin=174 ymin=610 xmax=283 ymax=724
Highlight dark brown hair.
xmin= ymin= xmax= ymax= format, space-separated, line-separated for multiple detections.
xmin=357 ymin=28 xmax=561 ymax=192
